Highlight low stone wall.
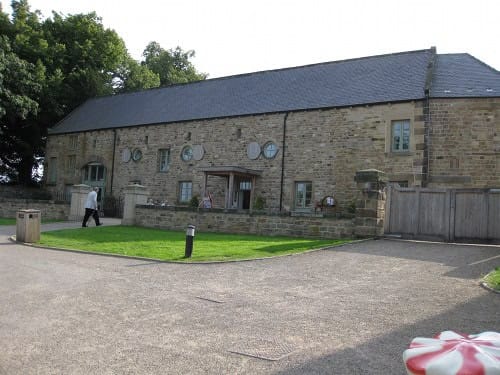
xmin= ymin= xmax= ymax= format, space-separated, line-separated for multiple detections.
xmin=135 ymin=206 xmax=354 ymax=239
xmin=0 ymin=198 xmax=70 ymax=220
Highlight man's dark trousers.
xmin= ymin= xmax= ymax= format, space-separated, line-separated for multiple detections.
xmin=82 ymin=208 xmax=100 ymax=227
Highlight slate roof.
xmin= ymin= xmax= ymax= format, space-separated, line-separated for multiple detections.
xmin=430 ymin=54 xmax=500 ymax=97
xmin=49 ymin=48 xmax=499 ymax=135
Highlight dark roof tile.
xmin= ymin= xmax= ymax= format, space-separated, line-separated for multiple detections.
xmin=430 ymin=54 xmax=500 ymax=97
xmin=49 ymin=48 xmax=500 ymax=134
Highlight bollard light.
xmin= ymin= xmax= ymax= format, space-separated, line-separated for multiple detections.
xmin=185 ymin=224 xmax=196 ymax=258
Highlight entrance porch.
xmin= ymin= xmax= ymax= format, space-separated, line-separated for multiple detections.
xmin=200 ymin=166 xmax=262 ymax=210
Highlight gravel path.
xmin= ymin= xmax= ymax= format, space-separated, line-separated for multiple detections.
xmin=0 ymin=222 xmax=498 ymax=374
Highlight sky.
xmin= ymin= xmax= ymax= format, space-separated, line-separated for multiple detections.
xmin=5 ymin=0 xmax=500 ymax=78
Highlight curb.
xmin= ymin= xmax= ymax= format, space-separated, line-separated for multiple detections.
xmin=480 ymin=281 xmax=500 ymax=294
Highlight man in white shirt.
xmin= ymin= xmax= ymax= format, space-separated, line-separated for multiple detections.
xmin=82 ymin=187 xmax=102 ymax=227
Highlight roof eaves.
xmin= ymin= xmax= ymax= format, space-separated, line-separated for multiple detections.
xmin=48 ymin=97 xmax=427 ymax=136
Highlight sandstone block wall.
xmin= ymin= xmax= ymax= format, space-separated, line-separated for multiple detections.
xmin=427 ymin=98 xmax=500 ymax=188
xmin=46 ymin=100 xmax=426 ymax=213
xmin=0 ymin=198 xmax=70 ymax=220
xmin=135 ymin=206 xmax=355 ymax=239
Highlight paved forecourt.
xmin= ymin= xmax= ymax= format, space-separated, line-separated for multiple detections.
xmin=0 ymin=221 xmax=498 ymax=374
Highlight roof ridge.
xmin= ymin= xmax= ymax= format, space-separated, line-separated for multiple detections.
xmin=86 ymin=48 xmax=435 ymax=102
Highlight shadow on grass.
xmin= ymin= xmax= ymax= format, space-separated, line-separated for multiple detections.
xmin=39 ymin=226 xmax=351 ymax=261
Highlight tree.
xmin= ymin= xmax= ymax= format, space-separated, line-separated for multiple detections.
xmin=0 ymin=1 xmax=133 ymax=184
xmin=0 ymin=35 xmax=43 ymax=182
xmin=142 ymin=41 xmax=207 ymax=86
xmin=114 ymin=56 xmax=160 ymax=93
xmin=0 ymin=0 xmax=207 ymax=184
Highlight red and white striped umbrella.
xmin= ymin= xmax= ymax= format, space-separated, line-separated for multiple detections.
xmin=403 ymin=331 xmax=500 ymax=375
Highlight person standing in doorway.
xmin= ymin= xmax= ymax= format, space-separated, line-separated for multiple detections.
xmin=82 ymin=187 xmax=102 ymax=227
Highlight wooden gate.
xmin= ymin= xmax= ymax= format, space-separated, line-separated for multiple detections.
xmin=385 ymin=186 xmax=500 ymax=242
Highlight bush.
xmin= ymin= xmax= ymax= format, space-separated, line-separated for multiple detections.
xmin=189 ymin=196 xmax=200 ymax=208
xmin=253 ymin=196 xmax=266 ymax=210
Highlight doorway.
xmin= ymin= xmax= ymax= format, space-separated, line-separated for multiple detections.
xmin=235 ymin=179 xmax=252 ymax=209
xmin=82 ymin=163 xmax=106 ymax=213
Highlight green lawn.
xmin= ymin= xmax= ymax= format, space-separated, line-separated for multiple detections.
xmin=483 ymin=267 xmax=500 ymax=291
xmin=38 ymin=226 xmax=352 ymax=262
xmin=0 ymin=218 xmax=65 ymax=225
xmin=0 ymin=218 xmax=16 ymax=225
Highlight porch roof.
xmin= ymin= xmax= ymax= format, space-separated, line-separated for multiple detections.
xmin=200 ymin=166 xmax=263 ymax=177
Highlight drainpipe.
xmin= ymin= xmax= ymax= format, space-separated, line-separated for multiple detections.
xmin=422 ymin=46 xmax=437 ymax=187
xmin=110 ymin=129 xmax=117 ymax=195
xmin=279 ymin=112 xmax=289 ymax=211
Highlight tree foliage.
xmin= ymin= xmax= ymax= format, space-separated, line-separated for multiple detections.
xmin=142 ymin=42 xmax=207 ymax=86
xmin=0 ymin=0 xmax=206 ymax=185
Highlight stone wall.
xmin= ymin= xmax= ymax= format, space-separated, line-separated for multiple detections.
xmin=135 ymin=206 xmax=354 ymax=239
xmin=0 ymin=185 xmax=53 ymax=200
xmin=428 ymin=98 xmax=500 ymax=188
xmin=46 ymin=101 xmax=425 ymax=213
xmin=0 ymin=198 xmax=70 ymax=220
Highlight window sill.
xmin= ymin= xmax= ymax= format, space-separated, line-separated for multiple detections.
xmin=386 ymin=151 xmax=413 ymax=157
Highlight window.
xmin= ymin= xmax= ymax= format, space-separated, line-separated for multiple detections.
xmin=391 ymin=120 xmax=410 ymax=152
xmin=132 ymin=149 xmax=142 ymax=161
xmin=66 ymin=155 xmax=76 ymax=175
xmin=179 ymin=181 xmax=193 ymax=202
xmin=295 ymin=181 xmax=312 ymax=209
xmin=158 ymin=149 xmax=171 ymax=172
xmin=262 ymin=141 xmax=278 ymax=159
xmin=69 ymin=135 xmax=78 ymax=150
xmin=181 ymin=146 xmax=193 ymax=161
xmin=239 ymin=181 xmax=252 ymax=190
xmin=48 ymin=157 xmax=57 ymax=184
xmin=84 ymin=164 xmax=105 ymax=181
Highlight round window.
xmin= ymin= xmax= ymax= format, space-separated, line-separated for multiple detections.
xmin=262 ymin=142 xmax=278 ymax=159
xmin=181 ymin=145 xmax=193 ymax=161
xmin=132 ymin=148 xmax=142 ymax=161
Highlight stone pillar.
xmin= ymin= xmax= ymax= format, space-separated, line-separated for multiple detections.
xmin=122 ymin=184 xmax=149 ymax=225
xmin=354 ymin=169 xmax=387 ymax=238
xmin=69 ymin=184 xmax=91 ymax=221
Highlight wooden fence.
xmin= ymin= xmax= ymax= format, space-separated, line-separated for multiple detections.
xmin=384 ymin=186 xmax=500 ymax=242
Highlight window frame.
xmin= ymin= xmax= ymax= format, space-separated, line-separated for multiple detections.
xmin=66 ymin=155 xmax=76 ymax=176
xmin=83 ymin=163 xmax=105 ymax=182
xmin=181 ymin=145 xmax=193 ymax=162
xmin=158 ymin=148 xmax=171 ymax=172
xmin=294 ymin=181 xmax=313 ymax=209
xmin=391 ymin=119 xmax=411 ymax=153
xmin=179 ymin=181 xmax=193 ymax=203
xmin=69 ymin=135 xmax=78 ymax=150
xmin=262 ymin=141 xmax=278 ymax=159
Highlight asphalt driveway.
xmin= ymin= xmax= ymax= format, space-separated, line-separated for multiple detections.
xmin=0 ymin=223 xmax=498 ymax=374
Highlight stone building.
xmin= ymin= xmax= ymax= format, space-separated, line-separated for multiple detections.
xmin=45 ymin=47 xmax=500 ymax=213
